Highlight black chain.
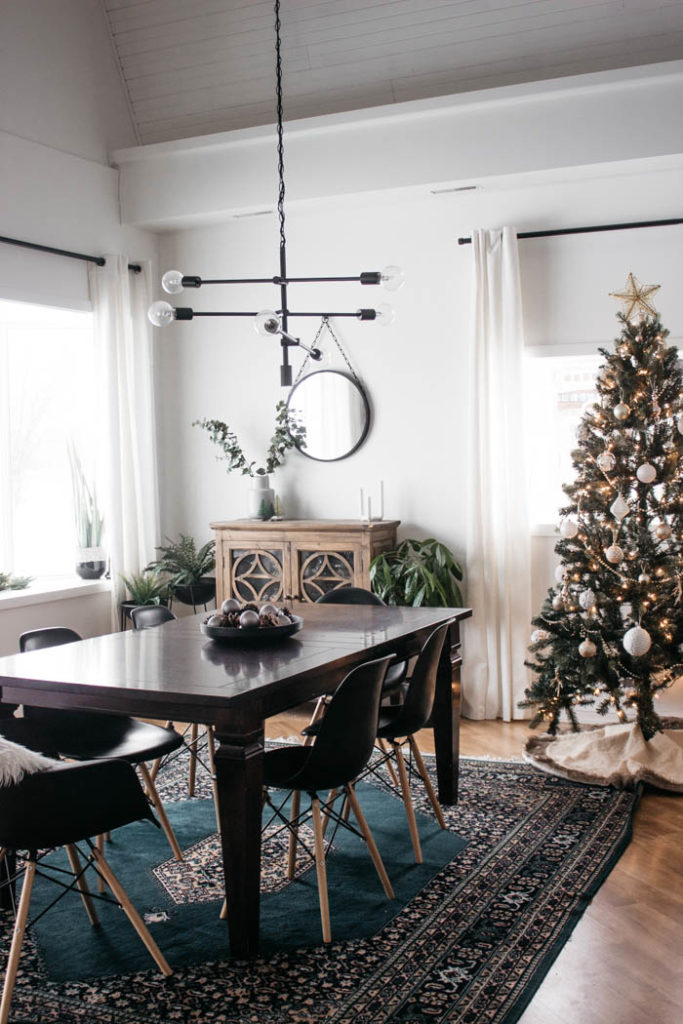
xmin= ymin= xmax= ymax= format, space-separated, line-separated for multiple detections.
xmin=294 ymin=317 xmax=363 ymax=386
xmin=274 ymin=0 xmax=286 ymax=251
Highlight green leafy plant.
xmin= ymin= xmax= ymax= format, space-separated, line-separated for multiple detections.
xmin=370 ymin=538 xmax=464 ymax=607
xmin=193 ymin=401 xmax=306 ymax=477
xmin=146 ymin=534 xmax=216 ymax=586
xmin=120 ymin=570 xmax=168 ymax=606
xmin=0 ymin=572 xmax=32 ymax=592
xmin=68 ymin=444 xmax=104 ymax=548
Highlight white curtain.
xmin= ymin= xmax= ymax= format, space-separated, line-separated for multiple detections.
xmin=462 ymin=227 xmax=532 ymax=720
xmin=88 ymin=257 xmax=160 ymax=628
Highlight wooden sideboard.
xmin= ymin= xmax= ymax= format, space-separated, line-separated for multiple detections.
xmin=210 ymin=519 xmax=400 ymax=605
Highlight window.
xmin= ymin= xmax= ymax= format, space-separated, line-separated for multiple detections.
xmin=0 ymin=300 xmax=98 ymax=578
xmin=524 ymin=351 xmax=602 ymax=529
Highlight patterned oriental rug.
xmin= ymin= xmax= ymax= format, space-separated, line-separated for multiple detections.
xmin=3 ymin=749 xmax=637 ymax=1024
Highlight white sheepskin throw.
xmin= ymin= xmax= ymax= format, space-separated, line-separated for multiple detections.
xmin=0 ymin=737 xmax=58 ymax=786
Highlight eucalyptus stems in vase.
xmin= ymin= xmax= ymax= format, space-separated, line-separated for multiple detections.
xmin=194 ymin=401 xmax=306 ymax=520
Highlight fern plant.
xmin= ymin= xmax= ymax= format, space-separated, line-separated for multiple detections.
xmin=120 ymin=570 xmax=168 ymax=605
xmin=146 ymin=534 xmax=216 ymax=586
xmin=0 ymin=572 xmax=32 ymax=592
xmin=370 ymin=538 xmax=464 ymax=607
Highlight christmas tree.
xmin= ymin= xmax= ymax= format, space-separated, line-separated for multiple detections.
xmin=522 ymin=276 xmax=683 ymax=741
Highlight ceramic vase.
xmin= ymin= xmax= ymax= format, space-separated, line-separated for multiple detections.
xmin=247 ymin=475 xmax=275 ymax=520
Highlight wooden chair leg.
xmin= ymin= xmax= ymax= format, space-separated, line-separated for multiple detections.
xmin=0 ymin=859 xmax=35 ymax=1024
xmin=149 ymin=721 xmax=174 ymax=783
xmin=65 ymin=845 xmax=99 ymax=926
xmin=91 ymin=846 xmax=172 ymax=977
xmin=394 ymin=742 xmax=423 ymax=864
xmin=188 ymin=722 xmax=199 ymax=797
xmin=304 ymin=697 xmax=327 ymax=747
xmin=138 ymin=763 xmax=183 ymax=861
xmin=377 ymin=738 xmax=399 ymax=785
xmin=345 ymin=784 xmax=395 ymax=899
xmin=205 ymin=726 xmax=220 ymax=832
xmin=219 ymin=898 xmax=227 ymax=920
xmin=311 ymin=797 xmax=332 ymax=944
xmin=409 ymin=735 xmax=446 ymax=829
xmin=286 ymin=789 xmax=301 ymax=880
xmin=95 ymin=834 xmax=106 ymax=892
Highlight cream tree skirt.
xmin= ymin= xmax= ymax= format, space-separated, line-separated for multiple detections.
xmin=524 ymin=719 xmax=683 ymax=792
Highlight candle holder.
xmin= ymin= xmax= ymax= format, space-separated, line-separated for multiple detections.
xmin=359 ymin=481 xmax=384 ymax=522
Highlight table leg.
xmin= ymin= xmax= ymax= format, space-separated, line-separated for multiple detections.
xmin=213 ymin=712 xmax=264 ymax=958
xmin=432 ymin=620 xmax=462 ymax=805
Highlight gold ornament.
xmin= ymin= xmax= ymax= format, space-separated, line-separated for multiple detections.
xmin=609 ymin=273 xmax=660 ymax=321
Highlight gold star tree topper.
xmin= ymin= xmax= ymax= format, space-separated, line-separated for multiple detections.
xmin=609 ymin=273 xmax=660 ymax=321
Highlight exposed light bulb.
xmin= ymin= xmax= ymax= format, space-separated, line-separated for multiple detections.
xmin=380 ymin=265 xmax=405 ymax=292
xmin=254 ymin=310 xmax=281 ymax=336
xmin=147 ymin=301 xmax=176 ymax=327
xmin=161 ymin=270 xmax=184 ymax=295
xmin=375 ymin=303 xmax=396 ymax=327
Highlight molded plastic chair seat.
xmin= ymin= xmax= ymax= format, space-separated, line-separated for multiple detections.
xmin=26 ymin=712 xmax=183 ymax=764
xmin=18 ymin=627 xmax=185 ymax=862
xmin=361 ymin=621 xmax=453 ymax=865
xmin=130 ymin=605 xmax=176 ymax=630
xmin=0 ymin=744 xmax=171 ymax=1024
xmin=258 ymin=655 xmax=396 ymax=944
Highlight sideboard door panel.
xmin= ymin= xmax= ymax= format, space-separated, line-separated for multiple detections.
xmin=296 ymin=548 xmax=356 ymax=603
xmin=231 ymin=547 xmax=284 ymax=603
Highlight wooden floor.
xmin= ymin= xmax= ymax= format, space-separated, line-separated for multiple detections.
xmin=266 ymin=712 xmax=683 ymax=1024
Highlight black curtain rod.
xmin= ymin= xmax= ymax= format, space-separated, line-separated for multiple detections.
xmin=457 ymin=217 xmax=683 ymax=245
xmin=0 ymin=234 xmax=141 ymax=272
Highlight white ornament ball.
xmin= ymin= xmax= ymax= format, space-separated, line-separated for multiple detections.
xmin=239 ymin=609 xmax=260 ymax=629
xmin=623 ymin=625 xmax=652 ymax=657
xmin=578 ymin=639 xmax=597 ymax=658
xmin=560 ymin=518 xmax=579 ymax=539
xmin=597 ymin=451 xmax=616 ymax=472
xmin=655 ymin=523 xmax=672 ymax=540
xmin=613 ymin=402 xmax=631 ymax=421
xmin=636 ymin=463 xmax=657 ymax=484
xmin=637 ymin=573 xmax=651 ymax=584
xmin=554 ymin=565 xmax=567 ymax=583
xmin=677 ymin=413 xmax=683 ymax=436
xmin=531 ymin=629 xmax=550 ymax=645
xmin=579 ymin=589 xmax=597 ymax=610
xmin=552 ymin=595 xmax=564 ymax=611
xmin=604 ymin=544 xmax=624 ymax=564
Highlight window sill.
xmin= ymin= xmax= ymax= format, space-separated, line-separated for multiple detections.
xmin=0 ymin=577 xmax=111 ymax=611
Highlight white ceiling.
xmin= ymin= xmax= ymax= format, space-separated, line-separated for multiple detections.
xmin=102 ymin=0 xmax=683 ymax=146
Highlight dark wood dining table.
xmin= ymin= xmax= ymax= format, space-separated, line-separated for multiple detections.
xmin=0 ymin=602 xmax=471 ymax=957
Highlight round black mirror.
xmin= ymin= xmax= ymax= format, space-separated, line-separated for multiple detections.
xmin=287 ymin=370 xmax=371 ymax=462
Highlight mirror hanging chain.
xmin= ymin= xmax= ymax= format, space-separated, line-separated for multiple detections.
xmin=293 ymin=317 xmax=364 ymax=387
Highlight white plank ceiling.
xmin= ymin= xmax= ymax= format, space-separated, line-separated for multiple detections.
xmin=102 ymin=0 xmax=683 ymax=145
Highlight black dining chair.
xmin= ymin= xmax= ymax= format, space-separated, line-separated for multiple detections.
xmin=365 ymin=621 xmax=452 ymax=864
xmin=17 ymin=628 xmax=185 ymax=862
xmin=221 ymin=655 xmax=395 ymax=944
xmin=130 ymin=607 xmax=217 ymax=808
xmin=0 ymin=738 xmax=171 ymax=1024
xmin=306 ymin=588 xmax=409 ymax=739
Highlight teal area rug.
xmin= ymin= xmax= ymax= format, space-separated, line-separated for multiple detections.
xmin=2 ymin=751 xmax=638 ymax=1024
xmin=31 ymin=782 xmax=465 ymax=980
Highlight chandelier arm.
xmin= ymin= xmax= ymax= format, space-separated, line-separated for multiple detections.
xmin=194 ymin=274 xmax=382 ymax=286
xmin=188 ymin=310 xmax=374 ymax=319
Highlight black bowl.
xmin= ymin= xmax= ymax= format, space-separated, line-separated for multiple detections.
xmin=201 ymin=615 xmax=303 ymax=645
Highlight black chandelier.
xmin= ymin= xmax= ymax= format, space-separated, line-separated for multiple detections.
xmin=148 ymin=0 xmax=403 ymax=387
